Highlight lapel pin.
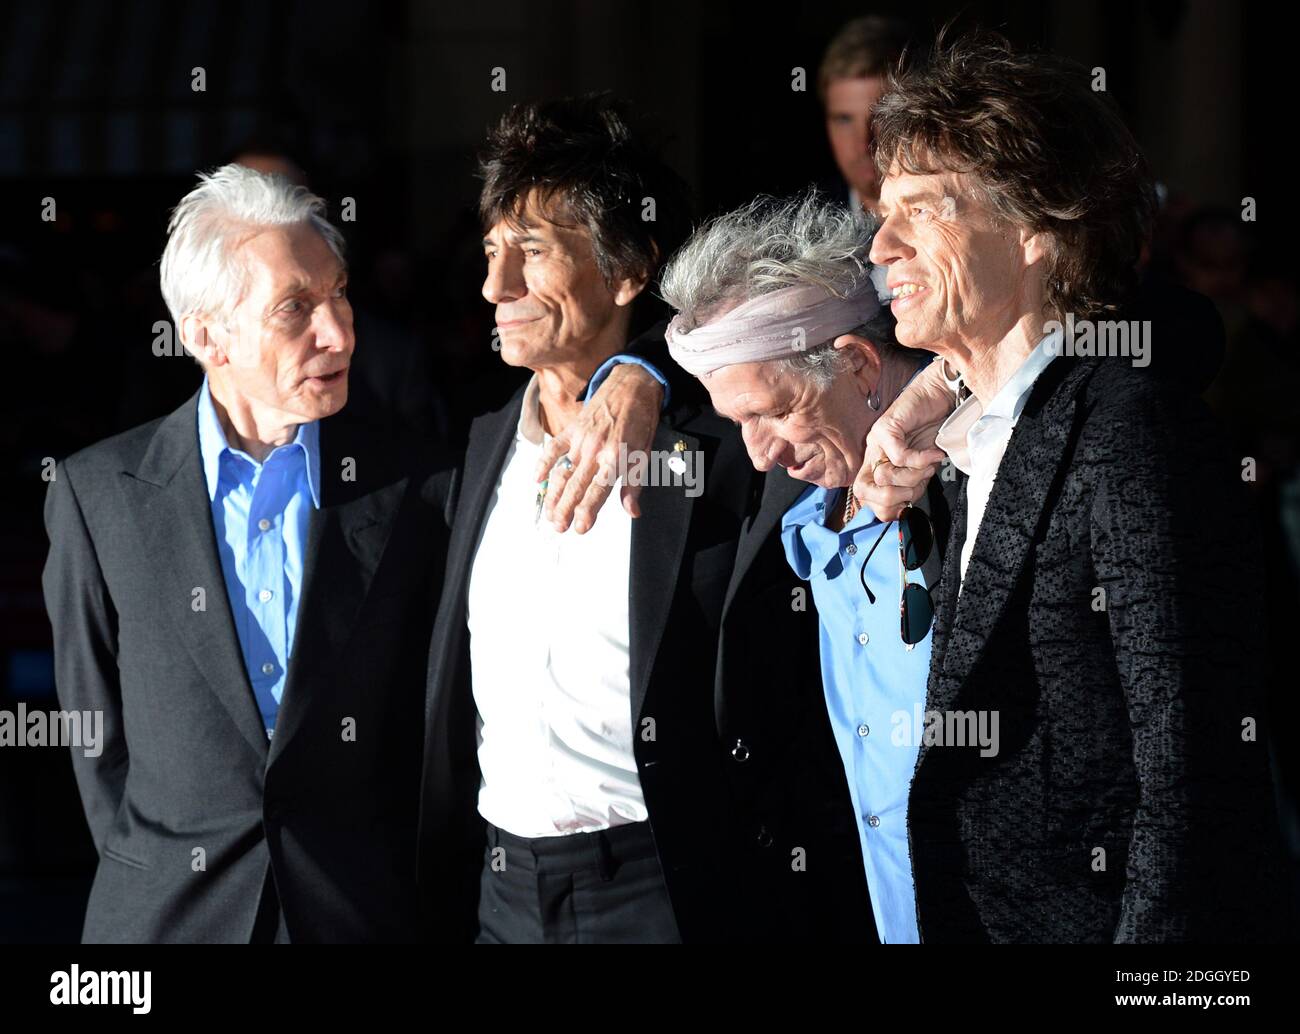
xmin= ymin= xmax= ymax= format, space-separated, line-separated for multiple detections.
xmin=668 ymin=440 xmax=688 ymax=474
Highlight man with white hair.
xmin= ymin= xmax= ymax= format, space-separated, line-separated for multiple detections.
xmin=41 ymin=163 xmax=662 ymax=943
xmin=659 ymin=191 xmax=957 ymax=943
xmin=41 ymin=163 xmax=451 ymax=942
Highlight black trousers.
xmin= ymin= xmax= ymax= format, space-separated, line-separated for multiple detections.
xmin=476 ymin=821 xmax=680 ymax=944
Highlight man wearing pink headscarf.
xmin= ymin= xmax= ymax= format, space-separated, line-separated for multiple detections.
xmin=661 ymin=190 xmax=958 ymax=943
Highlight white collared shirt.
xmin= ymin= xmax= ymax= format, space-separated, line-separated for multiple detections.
xmin=466 ymin=375 xmax=646 ymax=838
xmin=934 ymin=330 xmax=1061 ymax=586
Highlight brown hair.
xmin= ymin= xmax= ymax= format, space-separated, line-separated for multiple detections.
xmin=817 ymin=16 xmax=913 ymax=105
xmin=871 ymin=30 xmax=1157 ymax=319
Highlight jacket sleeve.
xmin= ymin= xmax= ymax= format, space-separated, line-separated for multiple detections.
xmin=1089 ymin=383 xmax=1284 ymax=942
xmin=41 ymin=460 xmax=127 ymax=853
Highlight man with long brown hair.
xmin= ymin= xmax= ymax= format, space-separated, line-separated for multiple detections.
xmin=858 ymin=31 xmax=1289 ymax=942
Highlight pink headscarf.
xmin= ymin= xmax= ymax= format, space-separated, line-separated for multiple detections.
xmin=664 ymin=277 xmax=883 ymax=377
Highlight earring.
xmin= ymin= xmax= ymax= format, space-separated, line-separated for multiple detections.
xmin=867 ymin=389 xmax=881 ymax=411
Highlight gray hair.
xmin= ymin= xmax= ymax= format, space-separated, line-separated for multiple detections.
xmin=159 ymin=163 xmax=346 ymax=351
xmin=658 ymin=190 xmax=898 ymax=387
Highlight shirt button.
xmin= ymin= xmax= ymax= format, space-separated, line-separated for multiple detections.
xmin=857 ymin=631 xmax=870 ymax=645
xmin=867 ymin=815 xmax=881 ymax=828
xmin=857 ymin=723 xmax=870 ymax=738
xmin=261 ymin=662 xmax=275 ymax=676
xmin=257 ymin=518 xmax=271 ymax=531
xmin=845 ymin=542 xmax=858 ymax=556
xmin=259 ymin=589 xmax=273 ymax=603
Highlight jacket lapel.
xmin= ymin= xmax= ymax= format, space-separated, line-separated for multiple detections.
xmin=928 ymin=475 xmax=966 ymax=675
xmin=721 ymin=467 xmax=807 ymax=622
xmin=934 ymin=357 xmax=1097 ymax=709
xmin=424 ymin=386 xmax=523 ymax=725
xmin=126 ymin=392 xmax=269 ymax=758
xmin=712 ymin=468 xmax=806 ymax=732
xmin=628 ymin=420 xmax=699 ymax=725
xmin=270 ymin=418 xmax=406 ymax=759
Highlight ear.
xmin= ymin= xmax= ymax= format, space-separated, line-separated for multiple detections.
xmin=831 ymin=332 xmax=882 ymax=386
xmin=612 ymin=272 xmax=649 ymax=308
xmin=180 ymin=314 xmax=226 ymax=367
xmin=1019 ymin=226 xmax=1053 ymax=268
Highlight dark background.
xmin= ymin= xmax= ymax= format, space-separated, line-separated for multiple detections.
xmin=1 ymin=0 xmax=1296 ymax=941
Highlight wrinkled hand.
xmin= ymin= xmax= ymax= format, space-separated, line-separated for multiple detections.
xmin=533 ymin=363 xmax=664 ymax=533
xmin=854 ymin=360 xmax=953 ymax=521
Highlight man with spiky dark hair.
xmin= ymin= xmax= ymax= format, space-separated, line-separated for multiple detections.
xmin=418 ymin=95 xmax=875 ymax=944
xmin=477 ymin=92 xmax=694 ymax=348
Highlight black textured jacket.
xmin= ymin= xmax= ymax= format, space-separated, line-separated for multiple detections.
xmin=909 ymin=351 xmax=1291 ymax=942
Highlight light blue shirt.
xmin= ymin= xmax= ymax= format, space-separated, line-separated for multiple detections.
xmin=197 ymin=379 xmax=321 ymax=739
xmin=781 ymin=485 xmax=932 ymax=944
xmin=582 ymin=355 xmax=671 ymax=407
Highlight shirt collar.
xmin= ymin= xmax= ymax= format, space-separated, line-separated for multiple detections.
xmin=934 ymin=327 xmax=1061 ymax=474
xmin=781 ymin=482 xmax=886 ymax=579
xmin=984 ymin=326 xmax=1061 ymax=423
xmin=196 ymin=377 xmax=321 ymax=507
xmin=517 ymin=374 xmax=546 ymax=447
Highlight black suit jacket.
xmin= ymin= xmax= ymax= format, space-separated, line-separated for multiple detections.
xmin=418 ymin=382 xmax=880 ymax=942
xmin=909 ymin=354 xmax=1290 ymax=942
xmin=42 ymin=390 xmax=454 ymax=943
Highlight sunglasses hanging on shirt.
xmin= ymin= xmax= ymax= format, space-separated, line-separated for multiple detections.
xmin=856 ymin=496 xmax=936 ymax=649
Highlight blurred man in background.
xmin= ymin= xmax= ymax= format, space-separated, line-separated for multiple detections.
xmin=817 ymin=15 xmax=914 ymax=218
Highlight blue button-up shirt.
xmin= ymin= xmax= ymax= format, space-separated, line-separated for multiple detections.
xmin=197 ymin=379 xmax=321 ymax=739
xmin=781 ymin=485 xmax=933 ymax=943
